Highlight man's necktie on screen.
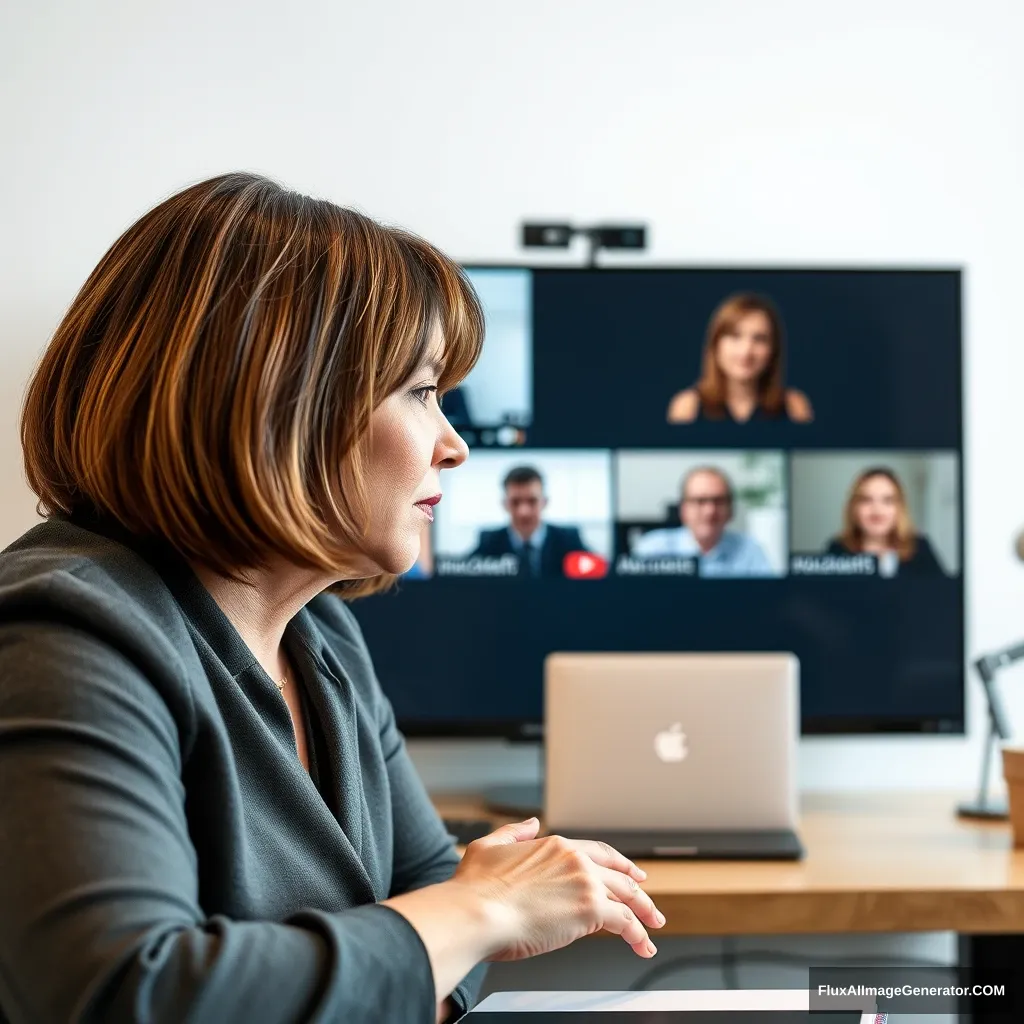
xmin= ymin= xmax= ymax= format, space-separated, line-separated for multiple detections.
xmin=520 ymin=541 xmax=536 ymax=577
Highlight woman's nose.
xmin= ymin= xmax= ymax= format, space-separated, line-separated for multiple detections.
xmin=435 ymin=414 xmax=468 ymax=468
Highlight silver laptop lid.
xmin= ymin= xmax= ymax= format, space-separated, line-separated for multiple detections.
xmin=543 ymin=652 xmax=799 ymax=832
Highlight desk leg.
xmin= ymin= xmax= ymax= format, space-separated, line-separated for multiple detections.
xmin=958 ymin=934 xmax=1024 ymax=1022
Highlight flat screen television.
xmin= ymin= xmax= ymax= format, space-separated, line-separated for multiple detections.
xmin=350 ymin=265 xmax=964 ymax=739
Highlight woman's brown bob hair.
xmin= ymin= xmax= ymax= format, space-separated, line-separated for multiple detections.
xmin=839 ymin=467 xmax=918 ymax=562
xmin=21 ymin=172 xmax=484 ymax=597
xmin=695 ymin=293 xmax=785 ymax=419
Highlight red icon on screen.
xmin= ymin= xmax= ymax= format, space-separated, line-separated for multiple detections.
xmin=563 ymin=551 xmax=609 ymax=579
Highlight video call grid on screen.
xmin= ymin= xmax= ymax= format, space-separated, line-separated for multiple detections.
xmin=350 ymin=265 xmax=964 ymax=739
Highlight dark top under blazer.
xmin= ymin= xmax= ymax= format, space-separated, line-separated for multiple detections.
xmin=825 ymin=534 xmax=945 ymax=575
xmin=692 ymin=396 xmax=795 ymax=422
xmin=0 ymin=514 xmax=486 ymax=1024
xmin=470 ymin=523 xmax=587 ymax=577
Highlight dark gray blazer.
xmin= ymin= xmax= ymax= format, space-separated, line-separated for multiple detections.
xmin=0 ymin=514 xmax=487 ymax=1023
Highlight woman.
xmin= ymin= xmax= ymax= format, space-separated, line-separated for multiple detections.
xmin=825 ymin=467 xmax=944 ymax=575
xmin=0 ymin=174 xmax=664 ymax=1024
xmin=403 ymin=523 xmax=436 ymax=579
xmin=666 ymin=293 xmax=813 ymax=424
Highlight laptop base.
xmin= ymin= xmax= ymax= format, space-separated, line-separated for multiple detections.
xmin=552 ymin=827 xmax=804 ymax=860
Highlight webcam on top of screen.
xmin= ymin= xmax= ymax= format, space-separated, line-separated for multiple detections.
xmin=520 ymin=221 xmax=648 ymax=266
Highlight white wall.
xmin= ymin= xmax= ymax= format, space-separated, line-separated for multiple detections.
xmin=5 ymin=0 xmax=1024 ymax=1002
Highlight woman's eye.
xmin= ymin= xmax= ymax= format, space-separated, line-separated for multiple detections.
xmin=413 ymin=385 xmax=438 ymax=404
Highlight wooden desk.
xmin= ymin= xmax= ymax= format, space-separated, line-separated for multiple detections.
xmin=437 ymin=790 xmax=1024 ymax=1019
xmin=435 ymin=789 xmax=1024 ymax=936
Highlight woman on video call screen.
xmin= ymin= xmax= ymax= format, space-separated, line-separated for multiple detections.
xmin=666 ymin=293 xmax=814 ymax=425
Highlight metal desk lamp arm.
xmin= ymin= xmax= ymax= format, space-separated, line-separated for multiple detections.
xmin=957 ymin=641 xmax=1024 ymax=819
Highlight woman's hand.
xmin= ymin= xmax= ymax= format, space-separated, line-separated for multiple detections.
xmin=451 ymin=818 xmax=665 ymax=962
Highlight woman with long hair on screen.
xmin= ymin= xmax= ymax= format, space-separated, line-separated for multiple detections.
xmin=825 ymin=467 xmax=944 ymax=576
xmin=666 ymin=292 xmax=813 ymax=424
xmin=0 ymin=173 xmax=664 ymax=1024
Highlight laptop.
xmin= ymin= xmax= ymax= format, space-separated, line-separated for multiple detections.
xmin=543 ymin=652 xmax=802 ymax=860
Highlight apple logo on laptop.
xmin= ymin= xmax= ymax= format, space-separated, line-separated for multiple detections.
xmin=654 ymin=722 xmax=687 ymax=763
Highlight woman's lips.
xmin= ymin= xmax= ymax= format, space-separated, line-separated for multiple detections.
xmin=414 ymin=494 xmax=441 ymax=522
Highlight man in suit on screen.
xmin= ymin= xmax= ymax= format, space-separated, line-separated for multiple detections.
xmin=470 ymin=465 xmax=589 ymax=578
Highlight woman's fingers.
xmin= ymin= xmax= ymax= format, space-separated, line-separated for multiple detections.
xmin=570 ymin=837 xmax=647 ymax=881
xmin=552 ymin=835 xmax=663 ymax=954
xmin=596 ymin=864 xmax=665 ymax=932
xmin=598 ymin=894 xmax=658 ymax=957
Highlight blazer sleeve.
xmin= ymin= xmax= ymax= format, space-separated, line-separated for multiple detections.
xmin=376 ymin=687 xmax=489 ymax=1016
xmin=566 ymin=527 xmax=588 ymax=553
xmin=911 ymin=534 xmax=945 ymax=574
xmin=0 ymin=618 xmax=442 ymax=1024
xmin=468 ymin=529 xmax=494 ymax=559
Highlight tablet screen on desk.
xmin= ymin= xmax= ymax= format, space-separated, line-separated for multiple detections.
xmin=468 ymin=1013 xmax=869 ymax=1022
xmin=468 ymin=989 xmax=877 ymax=1021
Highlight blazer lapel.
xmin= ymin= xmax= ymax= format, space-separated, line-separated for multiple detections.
xmin=287 ymin=614 xmax=385 ymax=902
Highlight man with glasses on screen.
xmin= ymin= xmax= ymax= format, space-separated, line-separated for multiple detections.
xmin=630 ymin=466 xmax=776 ymax=578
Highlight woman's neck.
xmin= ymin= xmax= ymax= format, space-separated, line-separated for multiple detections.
xmin=860 ymin=537 xmax=892 ymax=554
xmin=189 ymin=558 xmax=333 ymax=680
xmin=723 ymin=380 xmax=758 ymax=419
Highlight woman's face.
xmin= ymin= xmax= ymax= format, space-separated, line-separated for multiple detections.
xmin=854 ymin=475 xmax=900 ymax=542
xmin=353 ymin=332 xmax=467 ymax=576
xmin=715 ymin=310 xmax=774 ymax=385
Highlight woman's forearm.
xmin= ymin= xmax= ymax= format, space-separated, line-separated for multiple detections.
xmin=383 ymin=879 xmax=506 ymax=1007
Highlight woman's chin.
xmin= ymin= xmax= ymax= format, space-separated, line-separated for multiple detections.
xmin=356 ymin=530 xmax=424 ymax=577
xmin=725 ymin=371 xmax=761 ymax=385
xmin=336 ymin=546 xmax=414 ymax=579
xmin=377 ymin=545 xmax=422 ymax=577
